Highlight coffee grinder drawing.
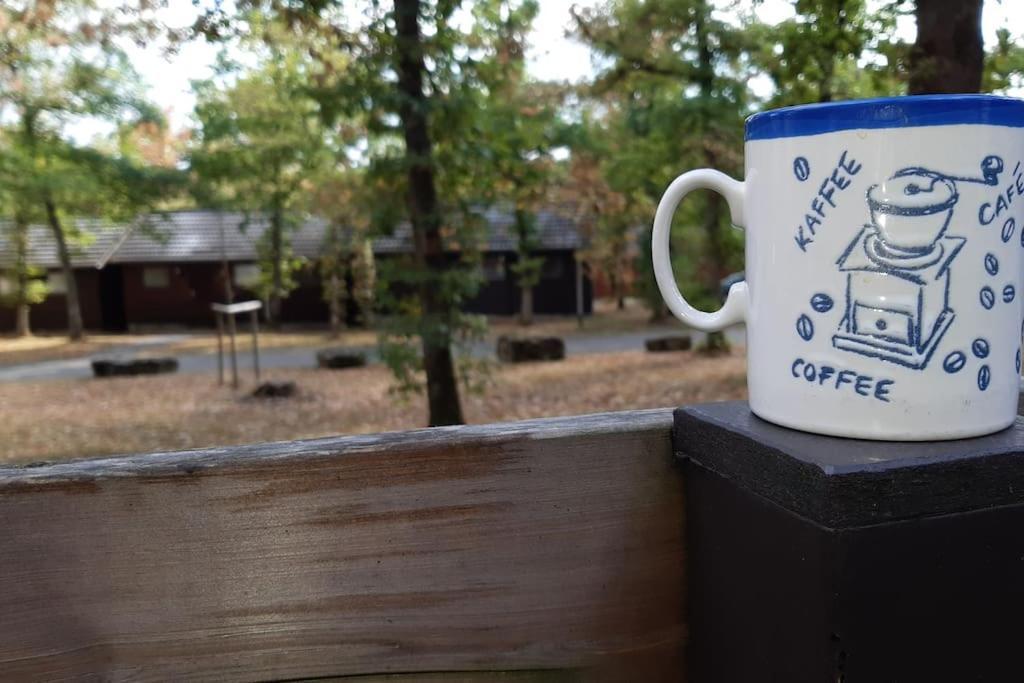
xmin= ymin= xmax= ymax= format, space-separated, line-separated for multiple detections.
xmin=832 ymin=156 xmax=1003 ymax=370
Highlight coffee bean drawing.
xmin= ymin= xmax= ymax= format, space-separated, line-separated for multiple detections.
xmin=793 ymin=156 xmax=810 ymax=182
xmin=796 ymin=314 xmax=814 ymax=341
xmin=980 ymin=286 xmax=996 ymax=310
xmin=1003 ymin=217 xmax=1017 ymax=243
xmin=972 ymin=338 xmax=990 ymax=359
xmin=985 ymin=253 xmax=999 ymax=276
xmin=978 ymin=365 xmax=991 ymax=391
xmin=1017 ymin=348 xmax=1021 ymax=374
xmin=810 ymin=293 xmax=834 ymax=313
xmin=943 ymin=351 xmax=967 ymax=374
xmin=1003 ymin=284 xmax=1016 ymax=303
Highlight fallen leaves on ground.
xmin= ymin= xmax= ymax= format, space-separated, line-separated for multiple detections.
xmin=0 ymin=349 xmax=746 ymax=464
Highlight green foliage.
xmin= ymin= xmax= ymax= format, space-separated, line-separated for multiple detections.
xmin=573 ymin=0 xmax=747 ymax=314
xmin=984 ymin=28 xmax=1024 ymax=93
xmin=190 ymin=44 xmax=336 ymax=318
xmin=747 ymin=0 xmax=909 ymax=106
xmin=0 ymin=1 xmax=179 ymax=337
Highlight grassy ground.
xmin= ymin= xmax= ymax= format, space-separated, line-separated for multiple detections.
xmin=0 ymin=348 xmax=746 ymax=464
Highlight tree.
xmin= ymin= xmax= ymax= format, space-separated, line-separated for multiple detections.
xmin=983 ymin=28 xmax=1024 ymax=93
xmin=391 ymin=0 xmax=466 ymax=424
xmin=0 ymin=1 xmax=168 ymax=340
xmin=310 ymin=169 xmax=378 ymax=335
xmin=194 ymin=0 xmax=533 ymax=425
xmin=750 ymin=0 xmax=906 ymax=106
xmin=469 ymin=1 xmax=559 ymax=326
xmin=560 ymin=113 xmax=651 ymax=313
xmin=908 ymin=0 xmax=984 ymax=94
xmin=0 ymin=167 xmax=48 ymax=337
xmin=191 ymin=48 xmax=332 ymax=326
xmin=573 ymin=0 xmax=748 ymax=315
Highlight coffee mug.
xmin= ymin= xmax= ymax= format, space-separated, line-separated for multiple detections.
xmin=652 ymin=95 xmax=1024 ymax=440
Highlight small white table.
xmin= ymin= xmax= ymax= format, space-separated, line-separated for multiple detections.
xmin=211 ymin=300 xmax=262 ymax=388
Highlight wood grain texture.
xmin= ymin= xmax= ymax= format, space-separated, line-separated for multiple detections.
xmin=0 ymin=409 xmax=683 ymax=682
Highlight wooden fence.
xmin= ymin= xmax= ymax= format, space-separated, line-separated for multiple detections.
xmin=0 ymin=409 xmax=684 ymax=681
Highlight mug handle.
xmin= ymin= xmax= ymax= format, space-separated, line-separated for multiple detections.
xmin=652 ymin=169 xmax=748 ymax=331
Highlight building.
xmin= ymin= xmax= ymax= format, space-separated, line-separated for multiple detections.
xmin=0 ymin=208 xmax=592 ymax=332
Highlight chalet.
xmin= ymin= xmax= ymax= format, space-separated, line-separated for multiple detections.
xmin=0 ymin=208 xmax=592 ymax=332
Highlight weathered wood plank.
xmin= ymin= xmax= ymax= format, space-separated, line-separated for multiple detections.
xmin=0 ymin=409 xmax=683 ymax=682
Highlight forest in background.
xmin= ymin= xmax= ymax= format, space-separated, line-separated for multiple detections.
xmin=1 ymin=0 xmax=1021 ymax=425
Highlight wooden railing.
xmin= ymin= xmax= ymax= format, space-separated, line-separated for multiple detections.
xmin=0 ymin=409 xmax=684 ymax=681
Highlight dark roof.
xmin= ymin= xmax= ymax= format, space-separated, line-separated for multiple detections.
xmin=0 ymin=208 xmax=584 ymax=269
xmin=0 ymin=219 xmax=124 ymax=269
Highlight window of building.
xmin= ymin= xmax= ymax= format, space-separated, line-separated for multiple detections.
xmin=142 ymin=266 xmax=171 ymax=289
xmin=0 ymin=275 xmax=14 ymax=297
xmin=47 ymin=271 xmax=67 ymax=294
xmin=233 ymin=263 xmax=261 ymax=288
xmin=482 ymin=255 xmax=506 ymax=282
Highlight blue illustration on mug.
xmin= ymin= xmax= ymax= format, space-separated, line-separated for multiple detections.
xmin=980 ymin=286 xmax=996 ymax=310
xmin=1017 ymin=348 xmax=1021 ymax=374
xmin=810 ymin=293 xmax=834 ymax=313
xmin=1003 ymin=284 xmax=1016 ymax=303
xmin=1002 ymin=217 xmax=1017 ymax=243
xmin=972 ymin=338 xmax=990 ymax=359
xmin=942 ymin=351 xmax=967 ymax=374
xmin=978 ymin=365 xmax=991 ymax=391
xmin=985 ymin=253 xmax=999 ymax=276
xmin=796 ymin=314 xmax=814 ymax=341
xmin=794 ymin=156 xmax=811 ymax=182
xmin=831 ymin=156 xmax=1003 ymax=370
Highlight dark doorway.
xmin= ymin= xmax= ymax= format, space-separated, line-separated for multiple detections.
xmin=98 ymin=265 xmax=127 ymax=332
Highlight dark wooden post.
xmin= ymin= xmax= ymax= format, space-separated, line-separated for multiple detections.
xmin=226 ymin=311 xmax=239 ymax=389
xmin=215 ymin=312 xmax=224 ymax=386
xmin=575 ymin=253 xmax=585 ymax=329
xmin=674 ymin=401 xmax=1024 ymax=682
xmin=250 ymin=310 xmax=261 ymax=382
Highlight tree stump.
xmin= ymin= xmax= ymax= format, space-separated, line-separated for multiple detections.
xmin=316 ymin=348 xmax=368 ymax=369
xmin=645 ymin=335 xmax=692 ymax=352
xmin=496 ymin=336 xmax=566 ymax=363
xmin=250 ymin=381 xmax=298 ymax=399
xmin=91 ymin=357 xmax=178 ymax=378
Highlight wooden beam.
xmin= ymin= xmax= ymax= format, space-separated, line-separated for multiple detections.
xmin=0 ymin=409 xmax=683 ymax=681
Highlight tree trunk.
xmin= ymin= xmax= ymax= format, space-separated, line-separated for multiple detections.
xmin=909 ymin=0 xmax=984 ymax=94
xmin=12 ymin=215 xmax=32 ymax=337
xmin=519 ymin=286 xmax=534 ymax=326
xmin=268 ymin=205 xmax=284 ymax=329
xmin=328 ymin=271 xmax=342 ymax=338
xmin=514 ymin=207 xmax=537 ymax=327
xmin=44 ymin=200 xmax=84 ymax=341
xmin=394 ymin=0 xmax=464 ymax=427
xmin=613 ymin=270 xmax=626 ymax=310
xmin=15 ymin=304 xmax=30 ymax=337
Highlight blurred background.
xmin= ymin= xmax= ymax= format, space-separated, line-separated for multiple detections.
xmin=0 ymin=0 xmax=1019 ymax=461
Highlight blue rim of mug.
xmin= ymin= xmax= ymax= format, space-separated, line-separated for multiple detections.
xmin=745 ymin=94 xmax=1024 ymax=141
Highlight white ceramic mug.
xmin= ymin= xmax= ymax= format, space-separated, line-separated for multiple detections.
xmin=653 ymin=95 xmax=1024 ymax=440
